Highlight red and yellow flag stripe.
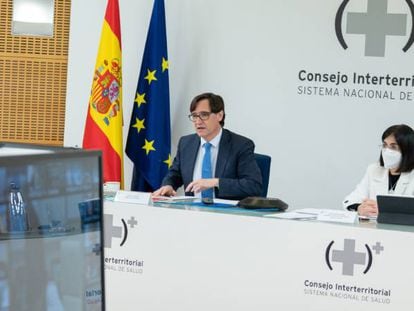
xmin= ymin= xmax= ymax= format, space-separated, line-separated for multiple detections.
xmin=83 ymin=0 xmax=123 ymax=186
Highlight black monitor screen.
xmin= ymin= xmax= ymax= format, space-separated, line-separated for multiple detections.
xmin=0 ymin=147 xmax=104 ymax=311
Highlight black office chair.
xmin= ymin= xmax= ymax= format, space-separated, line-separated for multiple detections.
xmin=254 ymin=153 xmax=271 ymax=197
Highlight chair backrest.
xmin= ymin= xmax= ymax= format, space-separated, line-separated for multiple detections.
xmin=254 ymin=153 xmax=271 ymax=197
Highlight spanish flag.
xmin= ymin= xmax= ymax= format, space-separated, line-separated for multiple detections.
xmin=83 ymin=0 xmax=123 ymax=186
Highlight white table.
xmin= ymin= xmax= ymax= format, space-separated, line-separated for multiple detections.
xmin=104 ymin=201 xmax=414 ymax=310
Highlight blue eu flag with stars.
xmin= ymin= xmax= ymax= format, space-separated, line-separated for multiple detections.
xmin=126 ymin=0 xmax=171 ymax=192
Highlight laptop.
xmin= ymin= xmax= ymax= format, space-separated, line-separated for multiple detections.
xmin=377 ymin=195 xmax=414 ymax=226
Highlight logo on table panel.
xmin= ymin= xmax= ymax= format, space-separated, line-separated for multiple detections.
xmin=325 ymin=239 xmax=384 ymax=276
xmin=335 ymin=0 xmax=414 ymax=57
xmin=103 ymin=213 xmax=138 ymax=248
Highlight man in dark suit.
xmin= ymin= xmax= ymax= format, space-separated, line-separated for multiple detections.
xmin=153 ymin=92 xmax=262 ymax=200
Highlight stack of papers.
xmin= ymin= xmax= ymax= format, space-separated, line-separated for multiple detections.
xmin=317 ymin=209 xmax=358 ymax=224
xmin=265 ymin=210 xmax=318 ymax=220
xmin=151 ymin=196 xmax=240 ymax=207
xmin=265 ymin=208 xmax=358 ymax=224
xmin=151 ymin=196 xmax=198 ymax=203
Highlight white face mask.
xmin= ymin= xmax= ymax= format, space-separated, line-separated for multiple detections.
xmin=381 ymin=148 xmax=402 ymax=169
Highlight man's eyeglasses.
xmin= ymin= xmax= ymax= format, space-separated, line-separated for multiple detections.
xmin=188 ymin=111 xmax=213 ymax=121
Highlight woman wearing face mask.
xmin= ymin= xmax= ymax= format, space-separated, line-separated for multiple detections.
xmin=343 ymin=124 xmax=414 ymax=217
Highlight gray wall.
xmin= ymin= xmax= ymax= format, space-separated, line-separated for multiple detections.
xmin=65 ymin=0 xmax=414 ymax=209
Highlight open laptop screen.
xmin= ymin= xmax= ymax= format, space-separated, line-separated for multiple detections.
xmin=0 ymin=147 xmax=104 ymax=310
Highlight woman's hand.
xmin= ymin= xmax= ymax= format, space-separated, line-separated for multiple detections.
xmin=357 ymin=199 xmax=378 ymax=216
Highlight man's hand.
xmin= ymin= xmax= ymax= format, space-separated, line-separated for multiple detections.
xmin=185 ymin=178 xmax=219 ymax=193
xmin=357 ymin=198 xmax=378 ymax=216
xmin=152 ymin=185 xmax=176 ymax=197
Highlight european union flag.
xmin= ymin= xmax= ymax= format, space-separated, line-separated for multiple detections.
xmin=126 ymin=0 xmax=171 ymax=192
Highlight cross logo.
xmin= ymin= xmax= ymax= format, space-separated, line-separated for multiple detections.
xmin=104 ymin=214 xmax=123 ymax=248
xmin=332 ymin=239 xmax=366 ymax=276
xmin=127 ymin=216 xmax=138 ymax=228
xmin=335 ymin=0 xmax=414 ymax=57
xmin=325 ymin=238 xmax=383 ymax=276
xmin=104 ymin=214 xmax=138 ymax=248
xmin=372 ymin=242 xmax=385 ymax=255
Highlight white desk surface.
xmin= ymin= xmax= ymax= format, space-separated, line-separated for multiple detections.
xmin=104 ymin=201 xmax=413 ymax=311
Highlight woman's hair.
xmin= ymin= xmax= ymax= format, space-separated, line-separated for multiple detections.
xmin=380 ymin=124 xmax=414 ymax=172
